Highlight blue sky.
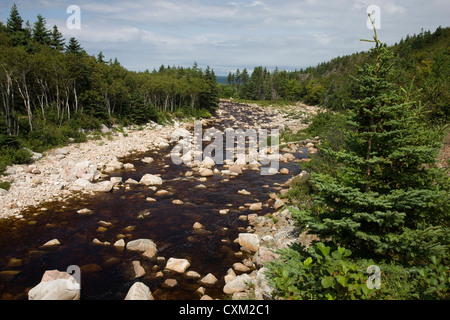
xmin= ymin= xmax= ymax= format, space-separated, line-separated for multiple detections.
xmin=1 ymin=0 xmax=449 ymax=75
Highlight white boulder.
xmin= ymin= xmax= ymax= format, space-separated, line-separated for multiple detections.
xmin=139 ymin=174 xmax=163 ymax=186
xmin=165 ymin=258 xmax=190 ymax=273
xmin=239 ymin=233 xmax=261 ymax=252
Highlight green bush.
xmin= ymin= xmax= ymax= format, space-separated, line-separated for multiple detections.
xmin=267 ymin=241 xmax=449 ymax=300
xmin=0 ymin=181 xmax=11 ymax=191
xmin=0 ymin=135 xmax=20 ymax=149
xmin=280 ymin=172 xmax=311 ymax=204
xmin=413 ymin=256 xmax=449 ymax=299
xmin=266 ymin=242 xmax=380 ymax=300
xmin=0 ymin=147 xmax=32 ymax=165
xmin=173 ymin=107 xmax=212 ymax=119
xmin=59 ymin=124 xmax=87 ymax=143
xmin=26 ymin=126 xmax=68 ymax=152
xmin=304 ymin=110 xmax=349 ymax=151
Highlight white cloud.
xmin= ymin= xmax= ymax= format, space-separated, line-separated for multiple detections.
xmin=2 ymin=0 xmax=448 ymax=74
xmin=384 ymin=2 xmax=406 ymax=15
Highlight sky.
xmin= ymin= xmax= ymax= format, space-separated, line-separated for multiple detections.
xmin=1 ymin=0 xmax=449 ymax=75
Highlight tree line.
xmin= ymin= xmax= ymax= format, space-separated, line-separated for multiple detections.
xmin=0 ymin=4 xmax=219 ymax=173
xmin=222 ymin=26 xmax=449 ymax=123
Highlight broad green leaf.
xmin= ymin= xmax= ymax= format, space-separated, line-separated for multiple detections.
xmin=317 ymin=242 xmax=330 ymax=257
xmin=304 ymin=257 xmax=313 ymax=267
xmin=325 ymin=293 xmax=335 ymax=300
xmin=336 ymin=275 xmax=347 ymax=287
xmin=361 ymin=284 xmax=370 ymax=295
xmin=332 ymin=250 xmax=342 ymax=259
xmin=418 ymin=269 xmax=427 ymax=278
xmin=321 ymin=276 xmax=335 ymax=288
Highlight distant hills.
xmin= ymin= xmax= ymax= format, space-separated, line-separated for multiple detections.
xmin=220 ymin=26 xmax=449 ymax=122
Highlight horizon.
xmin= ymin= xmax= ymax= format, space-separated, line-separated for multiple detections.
xmin=1 ymin=1 xmax=449 ymax=76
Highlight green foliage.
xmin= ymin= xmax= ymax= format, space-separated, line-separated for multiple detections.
xmin=0 ymin=181 xmax=11 ymax=191
xmin=413 ymin=256 xmax=449 ymax=299
xmin=50 ymin=25 xmax=64 ymax=51
xmin=0 ymin=146 xmax=32 ymax=175
xmin=267 ymin=243 xmax=449 ymax=300
xmin=281 ymin=110 xmax=349 ymax=179
xmin=280 ymin=171 xmax=311 ymax=204
xmin=266 ymin=242 xmax=379 ymax=300
xmin=65 ymin=37 xmax=83 ymax=54
xmin=32 ymin=14 xmax=51 ymax=45
xmin=174 ymin=107 xmax=212 ymax=119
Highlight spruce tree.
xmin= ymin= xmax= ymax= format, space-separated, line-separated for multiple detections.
xmin=294 ymin=22 xmax=449 ymax=263
xmin=97 ymin=51 xmax=105 ymax=63
xmin=199 ymin=66 xmax=220 ymax=113
xmin=33 ymin=14 xmax=51 ymax=45
xmin=6 ymin=4 xmax=23 ymax=34
xmin=65 ymin=37 xmax=83 ymax=54
xmin=50 ymin=25 xmax=65 ymax=51
xmin=6 ymin=4 xmax=31 ymax=47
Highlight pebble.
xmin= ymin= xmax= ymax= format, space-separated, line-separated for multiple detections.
xmin=199 ymin=273 xmax=218 ymax=288
xmin=165 ymin=258 xmax=190 ymax=273
xmin=184 ymin=271 xmax=201 ymax=281
xmin=77 ymin=208 xmax=94 ymax=216
xmin=193 ymin=222 xmax=204 ymax=230
xmin=162 ymin=278 xmax=178 ymax=289
xmin=249 ymin=202 xmax=262 ymax=211
xmin=233 ymin=262 xmax=250 ymax=273
xmin=0 ymin=119 xmax=185 ymax=220
xmin=39 ymin=239 xmax=61 ymax=249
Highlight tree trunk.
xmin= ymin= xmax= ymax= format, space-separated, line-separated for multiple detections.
xmin=0 ymin=69 xmax=14 ymax=135
xmin=55 ymin=78 xmax=61 ymax=120
xmin=16 ymin=73 xmax=33 ymax=131
xmin=73 ymin=86 xmax=78 ymax=113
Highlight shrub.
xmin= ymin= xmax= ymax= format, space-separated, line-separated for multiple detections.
xmin=0 ymin=181 xmax=11 ymax=191
xmin=266 ymin=242 xmax=380 ymax=300
xmin=266 ymin=242 xmax=449 ymax=300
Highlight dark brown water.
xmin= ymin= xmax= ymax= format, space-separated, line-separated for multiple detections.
xmin=0 ymin=103 xmax=306 ymax=300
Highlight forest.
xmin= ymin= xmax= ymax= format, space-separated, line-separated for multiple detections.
xmin=222 ymin=26 xmax=449 ymax=123
xmin=0 ymin=4 xmax=220 ymax=175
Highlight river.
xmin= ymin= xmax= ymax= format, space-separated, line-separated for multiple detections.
xmin=0 ymin=102 xmax=307 ymax=300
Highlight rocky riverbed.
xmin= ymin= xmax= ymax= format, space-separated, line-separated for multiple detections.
xmin=0 ymin=101 xmax=320 ymax=300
